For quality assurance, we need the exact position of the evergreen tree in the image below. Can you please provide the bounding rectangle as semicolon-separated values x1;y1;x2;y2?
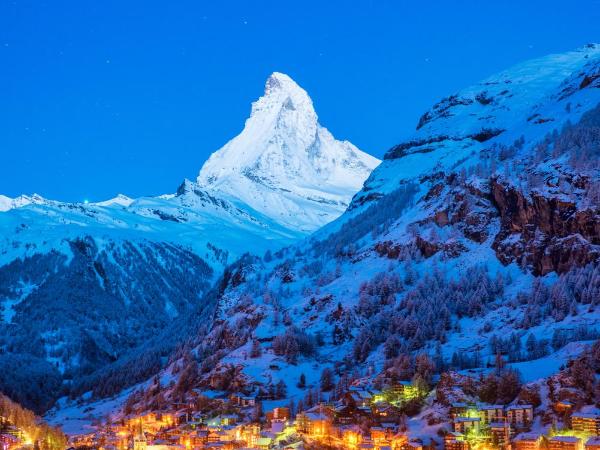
320;368;334;392
297;373;306;389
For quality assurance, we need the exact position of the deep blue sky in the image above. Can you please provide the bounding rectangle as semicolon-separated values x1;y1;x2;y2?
1;1;599;201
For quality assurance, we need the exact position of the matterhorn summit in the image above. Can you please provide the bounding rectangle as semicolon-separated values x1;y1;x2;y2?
197;72;380;232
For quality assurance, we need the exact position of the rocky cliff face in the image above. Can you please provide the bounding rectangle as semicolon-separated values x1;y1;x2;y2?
492;178;600;275
174;45;600;407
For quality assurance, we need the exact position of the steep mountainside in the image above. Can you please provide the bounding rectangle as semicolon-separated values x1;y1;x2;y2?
198;72;380;232
0;73;377;413
73;45;600;431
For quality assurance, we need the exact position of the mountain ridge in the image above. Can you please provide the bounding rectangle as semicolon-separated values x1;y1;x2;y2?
197;72;380;232
43;44;600;434
0;72;378;413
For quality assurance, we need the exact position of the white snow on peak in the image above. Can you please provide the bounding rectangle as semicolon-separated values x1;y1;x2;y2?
0;193;46;212
93;194;134;207
197;72;380;232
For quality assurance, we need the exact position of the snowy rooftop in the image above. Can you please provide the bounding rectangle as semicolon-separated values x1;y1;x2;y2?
550;436;581;443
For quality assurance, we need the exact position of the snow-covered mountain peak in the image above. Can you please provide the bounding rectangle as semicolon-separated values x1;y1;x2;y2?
263;71;310;101
0;193;47;211
197;72;380;232
93;194;134;207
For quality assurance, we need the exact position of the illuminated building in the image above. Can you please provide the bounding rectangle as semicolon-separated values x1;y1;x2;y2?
450;403;470;420
453;417;481;434
549;436;583;450
444;432;468;450
512;433;543;450
132;426;147;450
489;421;512;449
479;405;505;424
585;437;600;450
343;428;362;448
506;406;533;430
572;413;600;436
555;402;574;414
295;411;332;437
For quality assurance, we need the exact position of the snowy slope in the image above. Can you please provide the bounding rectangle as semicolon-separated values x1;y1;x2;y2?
0;72;379;414
38;45;600;433
198;72;380;232
148;44;600;414
92;194;134;207
0;193;46;212
357;44;600;205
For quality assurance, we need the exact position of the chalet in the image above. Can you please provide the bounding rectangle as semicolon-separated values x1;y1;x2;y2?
506;405;534;429
586;437;600;450
572;412;600;436
235;424;260;447
549;436;583;450
146;443;184;450
334;404;355;424
295;411;332;437
478;404;505;423
405;439;425;450
489;421;512;449
370;426;392;445
373;401;399;421
390;432;408;450
206;429;221;443
512;433;543;450
449;403;470;419
444;432;467;450
344;389;375;409
187;430;209;448
453;417;481;434
229;392;257;408
387;381;412;395
555;401;575;414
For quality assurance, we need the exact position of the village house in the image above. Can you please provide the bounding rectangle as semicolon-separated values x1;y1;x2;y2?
344;389;375;409
572;412;600;436
549;436;583;450
373;401;399;421
506;405;534;429
229;392;257;408
478;405;505;424
489;421;512;449
295;410;332;437
555;401;575;414
452;417;481;434
444;432;467;450
450;403;470;420
334;404;356;424
512;433;544;450
586;437;600;450
384;381;420;403
390;432;408;450
370;426;392;446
